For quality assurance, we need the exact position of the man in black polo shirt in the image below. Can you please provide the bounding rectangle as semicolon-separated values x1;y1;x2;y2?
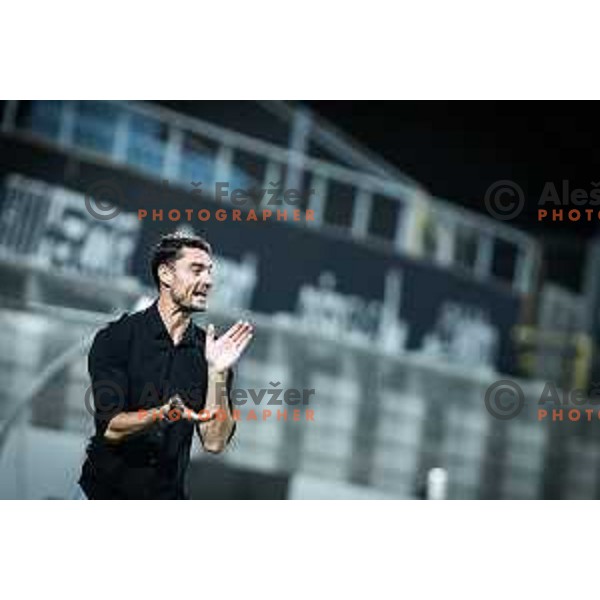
77;233;254;499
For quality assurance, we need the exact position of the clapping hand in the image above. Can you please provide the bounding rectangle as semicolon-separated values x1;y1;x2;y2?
204;321;254;373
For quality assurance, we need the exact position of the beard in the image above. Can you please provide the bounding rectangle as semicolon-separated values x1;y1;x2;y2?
171;286;206;313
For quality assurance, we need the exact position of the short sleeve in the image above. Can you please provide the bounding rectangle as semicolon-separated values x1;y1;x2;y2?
87;319;130;436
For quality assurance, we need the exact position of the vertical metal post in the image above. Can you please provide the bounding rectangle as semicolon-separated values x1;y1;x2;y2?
213;144;233;193
351;188;372;239
307;174;327;226
397;187;428;255
285;107;311;192
112;108;131;163
163;126;183;180
437;215;456;267
513;244;529;294
259;160;283;209
395;198;412;253
59;101;76;147
475;233;494;281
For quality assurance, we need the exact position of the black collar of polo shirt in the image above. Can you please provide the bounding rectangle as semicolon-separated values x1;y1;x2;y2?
146;301;200;349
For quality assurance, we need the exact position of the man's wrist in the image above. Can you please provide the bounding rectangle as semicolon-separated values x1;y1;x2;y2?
208;366;228;379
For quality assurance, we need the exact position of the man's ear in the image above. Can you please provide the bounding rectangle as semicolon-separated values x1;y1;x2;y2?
158;263;173;289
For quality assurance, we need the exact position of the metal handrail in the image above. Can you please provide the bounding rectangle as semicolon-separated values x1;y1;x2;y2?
0;100;540;297
2;100;537;248
119;100;421;200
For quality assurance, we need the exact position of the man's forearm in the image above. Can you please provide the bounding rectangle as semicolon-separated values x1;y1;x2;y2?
104;404;169;442
199;368;235;452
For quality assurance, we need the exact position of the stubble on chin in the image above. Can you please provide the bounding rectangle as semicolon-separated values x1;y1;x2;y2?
185;296;207;314
171;287;208;314
188;303;205;314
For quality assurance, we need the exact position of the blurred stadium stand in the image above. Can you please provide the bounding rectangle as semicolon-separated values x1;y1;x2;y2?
0;100;597;499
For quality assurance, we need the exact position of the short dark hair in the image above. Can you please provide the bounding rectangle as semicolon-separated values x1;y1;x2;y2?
150;232;212;289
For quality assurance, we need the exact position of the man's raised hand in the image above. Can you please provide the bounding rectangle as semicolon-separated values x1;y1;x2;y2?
204;321;254;373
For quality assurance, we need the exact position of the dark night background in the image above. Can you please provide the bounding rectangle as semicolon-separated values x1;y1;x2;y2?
160;101;598;293
306;101;599;293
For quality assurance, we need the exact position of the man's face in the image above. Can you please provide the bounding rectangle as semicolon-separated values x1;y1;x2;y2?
162;247;214;312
